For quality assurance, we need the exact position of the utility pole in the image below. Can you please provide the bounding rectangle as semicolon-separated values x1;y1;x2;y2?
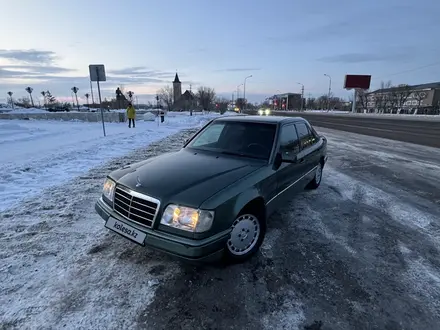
237;84;243;112
90;80;95;105
324;74;332;111
243;75;252;112
297;83;304;111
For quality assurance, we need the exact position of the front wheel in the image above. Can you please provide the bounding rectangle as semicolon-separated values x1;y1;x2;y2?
307;162;323;189
225;213;266;262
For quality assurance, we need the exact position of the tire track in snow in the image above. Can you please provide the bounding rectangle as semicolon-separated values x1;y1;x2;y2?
0;129;198;330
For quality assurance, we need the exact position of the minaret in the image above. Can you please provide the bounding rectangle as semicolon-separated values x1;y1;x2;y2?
173;72;182;105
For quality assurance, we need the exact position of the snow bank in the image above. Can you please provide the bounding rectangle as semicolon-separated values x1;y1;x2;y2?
0;113;223;212
0;107;49;114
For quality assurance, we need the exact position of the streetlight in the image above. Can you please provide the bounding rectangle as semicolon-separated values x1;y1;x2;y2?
243;75;252;112
237;84;243;112
297;83;304;111
324;74;332;111
275;90;281;110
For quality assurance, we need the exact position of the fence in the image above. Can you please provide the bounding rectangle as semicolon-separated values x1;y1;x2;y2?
0;112;125;122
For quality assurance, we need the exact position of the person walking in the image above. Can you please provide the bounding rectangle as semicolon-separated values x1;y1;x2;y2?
126;102;136;128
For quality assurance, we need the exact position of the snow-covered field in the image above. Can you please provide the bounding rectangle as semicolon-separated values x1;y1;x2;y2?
1;119;440;329
0;113;224;212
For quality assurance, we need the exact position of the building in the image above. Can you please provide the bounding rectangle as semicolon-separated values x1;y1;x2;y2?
360;81;440;114
271;93;302;110
172;73;195;110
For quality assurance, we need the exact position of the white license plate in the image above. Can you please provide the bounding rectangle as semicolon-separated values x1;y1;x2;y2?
105;217;147;245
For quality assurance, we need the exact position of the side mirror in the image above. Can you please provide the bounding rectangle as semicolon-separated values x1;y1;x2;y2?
282;154;297;163
274;153;297;167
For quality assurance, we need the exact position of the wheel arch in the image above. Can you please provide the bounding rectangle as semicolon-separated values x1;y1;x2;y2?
232;190;267;225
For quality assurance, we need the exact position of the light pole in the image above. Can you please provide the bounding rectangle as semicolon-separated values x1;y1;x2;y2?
243;75;252;112
275;89;281;110
297;83;304;111
237;84;243;112
324;74;332;111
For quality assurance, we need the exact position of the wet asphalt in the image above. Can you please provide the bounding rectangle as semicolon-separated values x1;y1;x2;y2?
142;127;440;330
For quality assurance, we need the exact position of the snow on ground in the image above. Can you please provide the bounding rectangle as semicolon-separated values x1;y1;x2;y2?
0;113;226;212
0;131;198;329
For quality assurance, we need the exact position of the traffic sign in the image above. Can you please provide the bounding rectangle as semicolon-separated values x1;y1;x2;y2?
89;64;106;82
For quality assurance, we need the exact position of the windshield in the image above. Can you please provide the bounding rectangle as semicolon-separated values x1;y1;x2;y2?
187;120;276;160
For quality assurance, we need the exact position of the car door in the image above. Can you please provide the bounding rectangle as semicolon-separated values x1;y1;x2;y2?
273;124;302;206
294;122;321;187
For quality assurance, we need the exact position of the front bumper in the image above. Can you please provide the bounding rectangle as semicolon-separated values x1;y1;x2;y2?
95;198;229;263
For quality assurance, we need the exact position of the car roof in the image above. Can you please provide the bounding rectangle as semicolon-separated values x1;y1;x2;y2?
213;115;305;124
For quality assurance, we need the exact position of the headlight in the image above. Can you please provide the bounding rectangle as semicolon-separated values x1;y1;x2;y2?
102;178;116;202
258;109;263;115
160;204;214;233
265;109;271;115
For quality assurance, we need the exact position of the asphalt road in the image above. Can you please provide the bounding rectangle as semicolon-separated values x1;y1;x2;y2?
2;128;440;329
246;111;440;149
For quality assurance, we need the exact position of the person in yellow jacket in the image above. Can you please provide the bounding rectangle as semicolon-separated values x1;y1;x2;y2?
126;103;136;128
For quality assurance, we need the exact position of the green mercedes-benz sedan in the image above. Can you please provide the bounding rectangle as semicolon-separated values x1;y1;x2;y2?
95;115;327;263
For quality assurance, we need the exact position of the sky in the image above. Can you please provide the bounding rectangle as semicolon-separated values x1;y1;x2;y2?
1;0;440;105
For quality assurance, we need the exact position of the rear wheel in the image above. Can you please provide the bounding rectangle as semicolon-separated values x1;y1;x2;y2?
307;162;323;189
225;212;266;262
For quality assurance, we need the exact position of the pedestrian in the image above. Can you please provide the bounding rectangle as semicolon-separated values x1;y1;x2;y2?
126;102;136;128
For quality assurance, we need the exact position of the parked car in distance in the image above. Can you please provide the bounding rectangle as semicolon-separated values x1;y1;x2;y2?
95;115;327;263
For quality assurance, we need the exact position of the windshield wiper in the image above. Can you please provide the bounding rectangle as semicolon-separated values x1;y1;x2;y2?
220;151;265;160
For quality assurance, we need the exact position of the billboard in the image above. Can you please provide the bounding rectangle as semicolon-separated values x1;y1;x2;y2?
344;75;371;90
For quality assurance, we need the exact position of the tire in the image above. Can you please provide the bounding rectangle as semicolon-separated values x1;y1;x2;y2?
224;212;266;263
307;162;323;190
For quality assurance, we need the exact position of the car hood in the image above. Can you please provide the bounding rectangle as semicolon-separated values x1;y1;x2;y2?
114;149;263;208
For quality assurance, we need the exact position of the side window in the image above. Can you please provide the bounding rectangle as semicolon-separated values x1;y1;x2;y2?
295;123;312;149
307;123;319;145
279;124;300;159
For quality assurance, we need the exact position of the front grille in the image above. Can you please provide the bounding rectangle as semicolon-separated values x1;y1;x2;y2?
113;186;159;228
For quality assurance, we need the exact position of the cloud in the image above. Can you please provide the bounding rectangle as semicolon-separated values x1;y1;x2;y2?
107;66;175;80
0;65;73;78
0;49;58;64
213;68;262;72
316;52;411;64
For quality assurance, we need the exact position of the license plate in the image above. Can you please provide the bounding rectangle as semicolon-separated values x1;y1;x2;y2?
105;217;147;245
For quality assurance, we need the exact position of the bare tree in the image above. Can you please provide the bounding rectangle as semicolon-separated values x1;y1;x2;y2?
374;81;392;113
412;90;427;115
215;97;230;114
306;97;316;110
316;95;328;109
45;90;56;105
157;85;174;111
356;89;369;112
235;98;246;111
85;93;90;110
196;86;216;112
395;84;411;114
25;87;34;107
15;97;31;108
41;91;46;109
388;89;398;113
